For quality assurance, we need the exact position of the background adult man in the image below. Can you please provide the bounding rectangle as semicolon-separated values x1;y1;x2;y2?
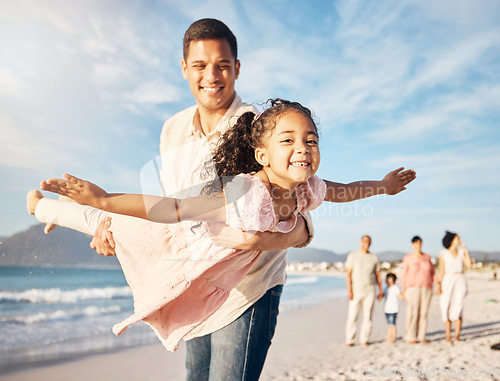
344;235;383;346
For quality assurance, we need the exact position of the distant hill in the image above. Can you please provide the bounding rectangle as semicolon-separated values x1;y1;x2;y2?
287;248;408;263
377;251;407;261
287;247;500;263
0;223;119;269
287;247;346;263
469;251;500;262
1;224;498;268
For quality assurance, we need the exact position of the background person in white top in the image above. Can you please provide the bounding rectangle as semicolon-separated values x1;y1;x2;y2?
345;235;384;346
384;272;402;343
438;231;472;343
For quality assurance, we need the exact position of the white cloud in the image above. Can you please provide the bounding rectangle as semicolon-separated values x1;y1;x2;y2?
1;0;499;252
371;143;500;193
0;67;29;99
405;30;500;96
369;84;500;143
125;81;183;105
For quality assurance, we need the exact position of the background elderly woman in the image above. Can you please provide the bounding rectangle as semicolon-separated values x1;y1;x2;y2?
401;236;438;344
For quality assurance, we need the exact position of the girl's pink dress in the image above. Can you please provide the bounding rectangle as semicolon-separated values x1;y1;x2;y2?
109;174;326;350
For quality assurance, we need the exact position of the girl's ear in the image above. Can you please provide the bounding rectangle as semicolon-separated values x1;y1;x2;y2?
255;147;269;167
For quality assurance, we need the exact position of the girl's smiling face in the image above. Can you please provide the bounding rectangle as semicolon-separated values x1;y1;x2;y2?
255;110;320;189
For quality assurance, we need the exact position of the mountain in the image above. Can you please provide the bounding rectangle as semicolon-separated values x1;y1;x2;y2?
376;250;407;261
1;224;498;268
287;247;408;263
287;247;500;264
287;247;346;263
0;223;119;269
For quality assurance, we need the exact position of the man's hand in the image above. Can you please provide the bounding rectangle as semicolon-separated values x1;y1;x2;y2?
347;289;353;300
381;167;416;195
90;217;116;256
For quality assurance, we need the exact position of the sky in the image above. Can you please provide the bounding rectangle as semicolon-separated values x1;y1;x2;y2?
1;0;499;256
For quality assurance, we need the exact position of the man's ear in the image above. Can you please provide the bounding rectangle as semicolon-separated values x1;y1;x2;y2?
255;147;269;167
181;59;188;79
235;60;240;79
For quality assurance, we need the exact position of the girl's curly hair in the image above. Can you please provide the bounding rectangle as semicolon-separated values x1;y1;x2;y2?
202;98;318;194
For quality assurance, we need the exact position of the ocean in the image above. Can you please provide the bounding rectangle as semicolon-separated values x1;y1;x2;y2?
0;266;346;374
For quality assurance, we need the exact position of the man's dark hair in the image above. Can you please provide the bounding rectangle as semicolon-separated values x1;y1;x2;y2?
411;235;422;243
183;18;237;61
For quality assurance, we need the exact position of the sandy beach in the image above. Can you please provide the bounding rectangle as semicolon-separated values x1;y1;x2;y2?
2;272;499;381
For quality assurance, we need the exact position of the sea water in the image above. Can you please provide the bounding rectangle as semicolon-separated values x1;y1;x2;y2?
0;266;346;374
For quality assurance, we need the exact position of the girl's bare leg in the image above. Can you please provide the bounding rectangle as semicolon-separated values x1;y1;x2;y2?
388;326;397;343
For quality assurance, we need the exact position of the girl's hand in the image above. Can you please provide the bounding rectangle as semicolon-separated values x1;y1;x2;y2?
40;173;108;208
382;167;416;195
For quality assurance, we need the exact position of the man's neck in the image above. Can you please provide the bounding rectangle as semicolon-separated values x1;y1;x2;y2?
196;93;236;136
197;108;227;136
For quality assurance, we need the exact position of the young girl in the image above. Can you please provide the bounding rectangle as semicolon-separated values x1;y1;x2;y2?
384;272;402;343
28;99;416;351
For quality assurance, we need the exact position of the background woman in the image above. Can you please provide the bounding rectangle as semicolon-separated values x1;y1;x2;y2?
438;231;472;342
401;236;437;344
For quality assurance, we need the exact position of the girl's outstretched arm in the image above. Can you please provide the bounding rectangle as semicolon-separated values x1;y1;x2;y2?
323;167;416;203
40;174;226;224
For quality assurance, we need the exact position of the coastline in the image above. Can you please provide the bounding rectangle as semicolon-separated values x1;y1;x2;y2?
2;271;499;381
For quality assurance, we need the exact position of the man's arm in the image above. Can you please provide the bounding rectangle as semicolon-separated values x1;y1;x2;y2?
346;268;353;300
92;211;309;256
206;214;310;251
376;270;384;300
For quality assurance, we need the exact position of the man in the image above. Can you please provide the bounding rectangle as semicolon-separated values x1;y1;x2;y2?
345;235;383;346
88;19;313;381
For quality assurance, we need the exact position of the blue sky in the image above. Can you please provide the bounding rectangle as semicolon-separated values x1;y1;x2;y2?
1;0;499;255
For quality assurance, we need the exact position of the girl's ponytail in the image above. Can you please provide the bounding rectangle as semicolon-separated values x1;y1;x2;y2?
216;111;263;175
202;111;262;194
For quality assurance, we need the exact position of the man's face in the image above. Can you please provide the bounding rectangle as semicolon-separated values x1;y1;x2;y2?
182;39;240;114
360;236;371;252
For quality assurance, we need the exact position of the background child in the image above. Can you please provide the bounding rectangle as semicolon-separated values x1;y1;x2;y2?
28;99;415;351
384;272;402;343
